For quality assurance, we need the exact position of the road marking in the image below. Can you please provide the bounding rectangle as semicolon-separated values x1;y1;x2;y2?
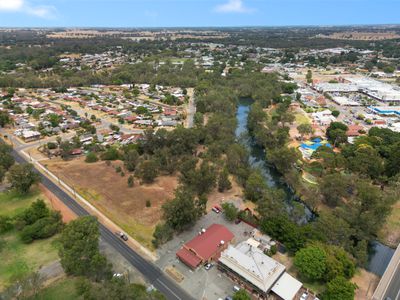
156;278;182;300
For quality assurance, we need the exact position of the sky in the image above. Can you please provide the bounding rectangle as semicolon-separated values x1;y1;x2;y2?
0;0;399;27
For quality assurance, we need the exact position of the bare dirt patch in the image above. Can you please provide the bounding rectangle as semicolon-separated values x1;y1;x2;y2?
43;157;178;248
352;269;379;300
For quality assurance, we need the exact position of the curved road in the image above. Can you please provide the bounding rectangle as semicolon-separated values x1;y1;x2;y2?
8;144;193;300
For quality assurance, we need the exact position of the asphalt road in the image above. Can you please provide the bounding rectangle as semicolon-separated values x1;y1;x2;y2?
384;264;400;300
8;145;194;300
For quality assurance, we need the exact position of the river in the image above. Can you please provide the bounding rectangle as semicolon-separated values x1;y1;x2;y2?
235;99;394;276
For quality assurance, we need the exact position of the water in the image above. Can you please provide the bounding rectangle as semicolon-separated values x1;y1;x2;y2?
235;98;394;274
235;98;313;221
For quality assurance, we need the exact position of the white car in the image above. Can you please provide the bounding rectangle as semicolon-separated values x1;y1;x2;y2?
300;292;309;300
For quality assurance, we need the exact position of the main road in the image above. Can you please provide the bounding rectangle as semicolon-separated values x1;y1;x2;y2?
6;142;194;300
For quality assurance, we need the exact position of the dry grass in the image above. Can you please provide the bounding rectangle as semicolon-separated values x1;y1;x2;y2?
44;157;178;248
379;200;400;248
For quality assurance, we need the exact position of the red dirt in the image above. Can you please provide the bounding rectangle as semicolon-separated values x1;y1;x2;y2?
44;158;178;227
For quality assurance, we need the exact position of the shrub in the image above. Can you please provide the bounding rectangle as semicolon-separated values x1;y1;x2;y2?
127;175;134;187
85;152;98;163
146;200;151;207
20;212;63;243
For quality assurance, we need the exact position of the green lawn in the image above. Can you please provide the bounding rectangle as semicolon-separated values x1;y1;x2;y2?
0;189;60;290
29;277;80;300
0;232;60;290
0;188;43;217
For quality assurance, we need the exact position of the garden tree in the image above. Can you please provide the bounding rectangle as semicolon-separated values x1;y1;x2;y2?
297;123;313;140
294;245;327;281
0;143;15;170
85;152;99;163
221;203;239;222
109;124;120;132
7;163;40;194
162;188;203;232
59;141;73;160
152;223;174;248
323;245;356;281
244;170;267;202
218;168;232;192
123;148;140;172
266;146;301;174
59;216;112;281
233;289;251;300
0;111;11;127
323;276;356;300
306;69;313;84
136;160;158;184
331;110;340;118
326;122;348;146
46;113;62;127
319;173;350;207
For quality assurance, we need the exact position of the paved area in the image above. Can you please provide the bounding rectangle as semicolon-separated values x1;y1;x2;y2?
156;212;254;300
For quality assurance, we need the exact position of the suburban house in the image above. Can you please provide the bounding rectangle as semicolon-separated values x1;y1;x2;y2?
176;224;234;269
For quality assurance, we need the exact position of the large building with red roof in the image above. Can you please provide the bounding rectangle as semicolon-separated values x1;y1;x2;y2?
176;224;234;269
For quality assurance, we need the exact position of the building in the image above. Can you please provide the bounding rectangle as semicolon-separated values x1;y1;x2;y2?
176;224;234;269
218;239;302;300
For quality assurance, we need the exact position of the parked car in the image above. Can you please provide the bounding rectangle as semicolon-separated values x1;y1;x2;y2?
300;292;309;300
116;231;128;241
234;219;241;224
212;206;220;213
204;263;213;270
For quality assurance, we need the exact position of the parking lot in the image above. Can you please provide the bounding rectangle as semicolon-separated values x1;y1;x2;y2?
156;211;255;300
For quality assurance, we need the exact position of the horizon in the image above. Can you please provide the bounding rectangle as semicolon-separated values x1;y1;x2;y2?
0;0;399;27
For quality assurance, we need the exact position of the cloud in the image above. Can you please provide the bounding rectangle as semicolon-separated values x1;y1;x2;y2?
0;0;57;19
214;0;254;13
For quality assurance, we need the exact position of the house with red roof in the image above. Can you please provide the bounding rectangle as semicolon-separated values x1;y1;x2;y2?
176;224;234;269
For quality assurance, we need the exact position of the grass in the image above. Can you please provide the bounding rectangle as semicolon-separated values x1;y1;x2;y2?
378;199;400;247
0;188;43;217
295;112;311;125
29;277;80;300
0;232;60;290
0;188;60;290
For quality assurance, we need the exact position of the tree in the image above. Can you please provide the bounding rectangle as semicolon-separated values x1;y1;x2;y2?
85;152;99;163
233;289;251;300
0;111;11;127
297;123;313;140
306;69;313;84
59;216;112;281
319;173;349;207
221;203;239;222
0;166;5;184
326;122;348;146
7;163;40;194
331;110;340;118
162;188;202;232
244;171;267;202
152;223;174;248
267;146;300;173
59;141;73;160
0;143;15;170
136;160;158;184
294;245;327;281
218;168;232;192
127;175;134;187
123;149;139;172
323;276;356;300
